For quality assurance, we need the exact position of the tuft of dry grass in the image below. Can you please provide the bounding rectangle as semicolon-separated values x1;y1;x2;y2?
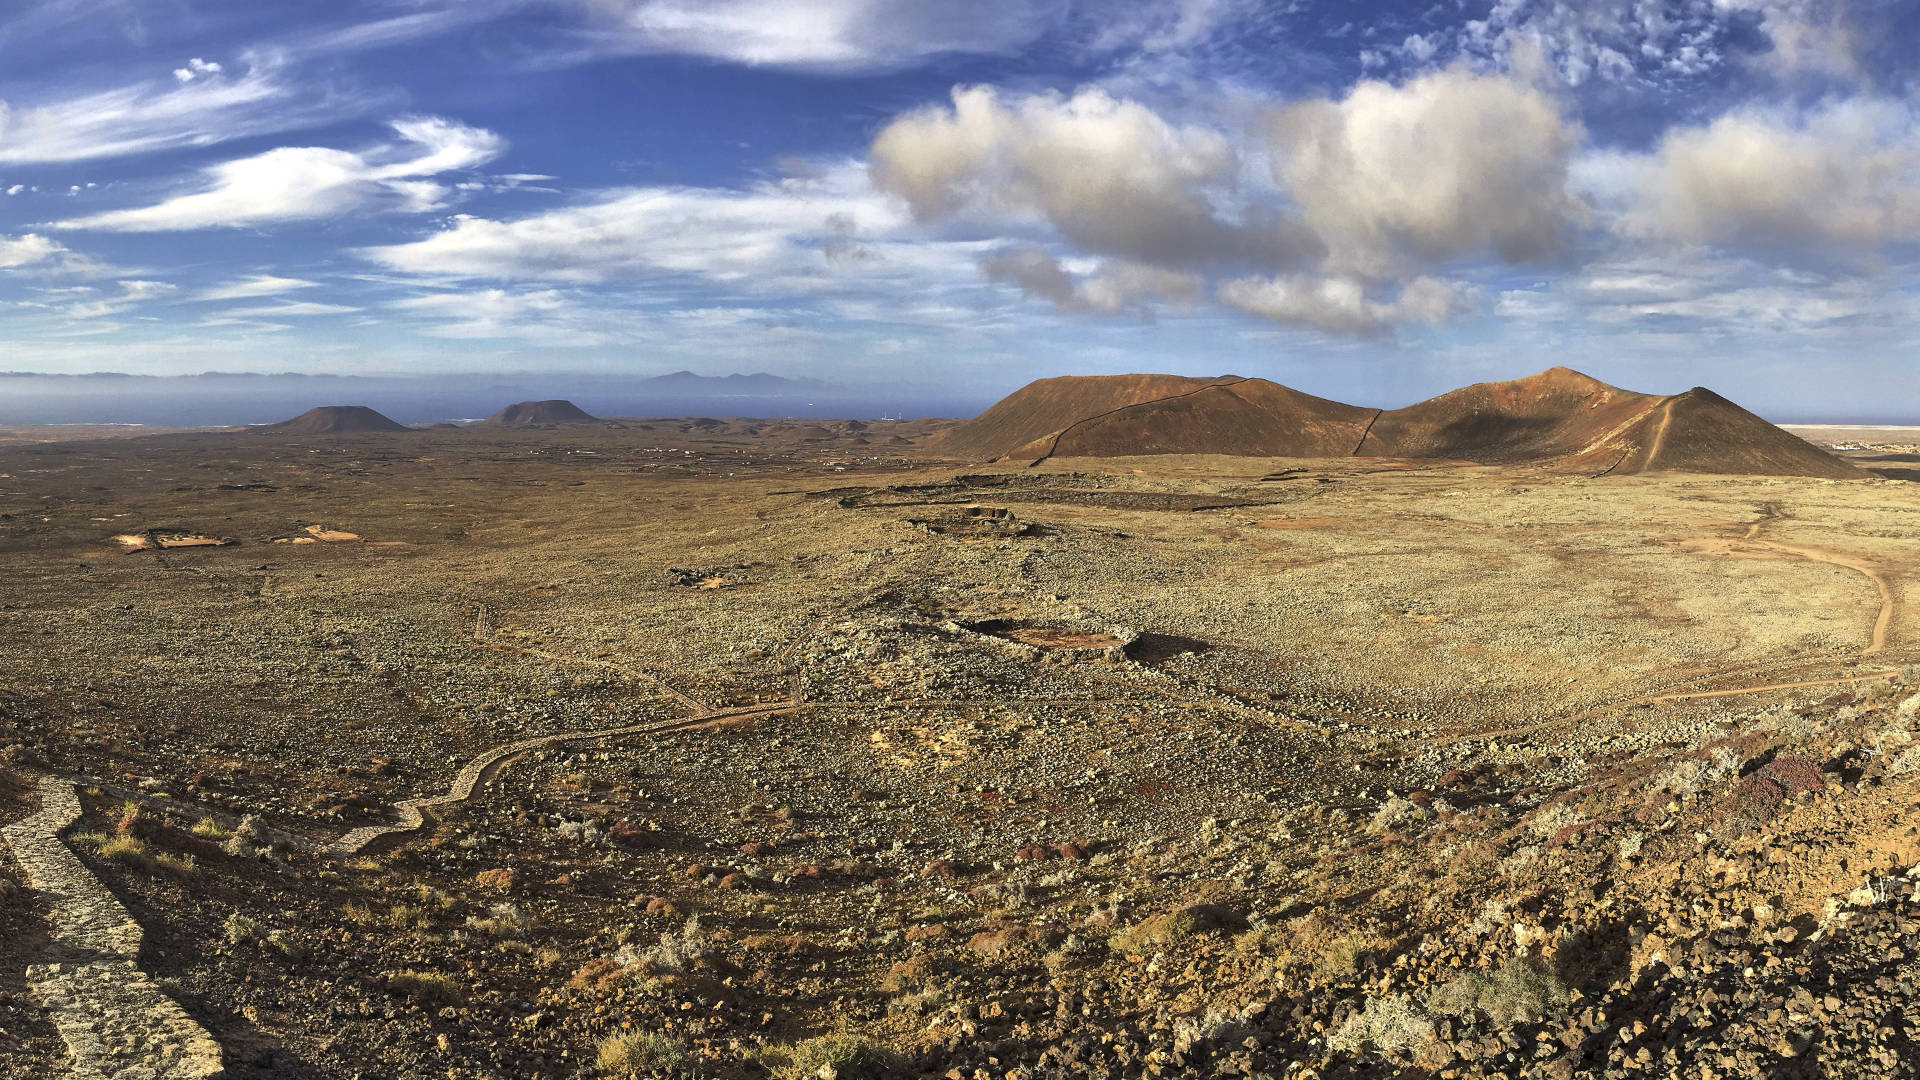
758;1032;896;1080
595;1030;693;1077
386;969;463;1005
79;832;192;875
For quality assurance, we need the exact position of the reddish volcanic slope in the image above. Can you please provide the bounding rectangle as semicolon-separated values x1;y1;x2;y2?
1359;367;1660;464
942;367;1860;478
1608;387;1862;478
928;374;1238;461
1008;378;1379;461
1362;368;1859;478
258;406;410;435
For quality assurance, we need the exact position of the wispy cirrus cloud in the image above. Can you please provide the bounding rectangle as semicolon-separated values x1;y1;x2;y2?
193;274;321;302
60;279;175;319
0;53;384;165
361;161;987;290
0;232;113;275
211;300;360;318
526;0;1061;72
52;117;505;231
387;288;618;345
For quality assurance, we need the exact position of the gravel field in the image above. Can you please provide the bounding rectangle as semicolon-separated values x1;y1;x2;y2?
0;425;1916;1079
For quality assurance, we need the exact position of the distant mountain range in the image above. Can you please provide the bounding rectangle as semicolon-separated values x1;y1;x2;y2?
0;370;907;427
639;371;832;395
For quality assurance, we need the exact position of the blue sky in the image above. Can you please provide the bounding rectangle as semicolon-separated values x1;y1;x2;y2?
1;0;1917;418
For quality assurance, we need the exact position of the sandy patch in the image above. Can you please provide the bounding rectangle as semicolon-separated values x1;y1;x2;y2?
114;530;233;551
1255;517;1343;530
273;525;363;544
1001;627;1126;649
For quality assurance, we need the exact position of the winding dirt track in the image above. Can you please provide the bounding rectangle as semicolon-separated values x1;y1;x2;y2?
1625;505;1905;706
1643;398;1678;467
326;701;801;856
1646;670;1902;704
1414;506;1910;746
1749;539;1896;656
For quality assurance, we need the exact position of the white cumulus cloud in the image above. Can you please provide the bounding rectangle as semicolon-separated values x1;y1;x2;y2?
870;85;1309;268
1603;97;1920;249
1217;274;1474;335
1268;65;1586;280
980;247;1200;315
172;57;224;83
867;72;1578;333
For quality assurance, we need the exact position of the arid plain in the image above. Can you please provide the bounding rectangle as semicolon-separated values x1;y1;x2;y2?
2;411;1918;1079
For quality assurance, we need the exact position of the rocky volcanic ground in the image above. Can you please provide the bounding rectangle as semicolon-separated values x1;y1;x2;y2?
0;425;1917;1079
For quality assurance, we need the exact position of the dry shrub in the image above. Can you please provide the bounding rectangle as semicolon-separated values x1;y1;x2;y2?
569;956;636;992
474;867;517;891
880;954;943;994
1713;754;1823;836
596;1030;692;1077
224;913;264;946
760;1033;896;1080
1109;903;1240;955
1270;911;1375;982
966;924;1035;957
628;917;710;975
1428;954;1568;1026
1329;994;1446;1066
1753;753;1824;797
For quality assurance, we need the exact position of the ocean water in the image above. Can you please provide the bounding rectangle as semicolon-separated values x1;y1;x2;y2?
0;373;990;427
